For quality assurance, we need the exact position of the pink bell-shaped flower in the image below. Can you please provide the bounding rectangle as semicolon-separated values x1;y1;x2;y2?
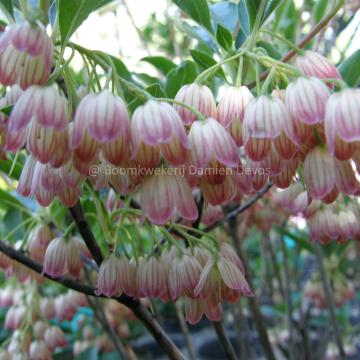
0;22;53;89
137;256;167;298
96;253;123;297
29;340;52;360
188;117;238;170
174;83;216;125
217;86;253;146
44;326;67;351
294;51;341;81
71;90;130;165
43;237;82;278
243;95;295;161
325;89;360;159
140;170;198;225
286;77;330;125
131;100;189;165
304;146;335;199
8;85;67;132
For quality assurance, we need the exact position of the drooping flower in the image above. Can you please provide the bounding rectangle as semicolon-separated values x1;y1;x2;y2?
334;159;360;195
200;175;236;206
8;85;67;132
96;253;124;297
243;95;295;161
44;326;67;351
71;90;130;165
285;77;330;125
194;257;252;304
168;253;202;300
174;83;216;125
6;86;69;165
304;146;335;199
43;237;82;278
137;256;167;298
324;89;360;159
29;340;52;360
0;22;53;89
217;86;253;145
28;224;53;262
188;117;238;170
140;170;198;225
131;100;189;166
294;50;341;81
308;207;339;243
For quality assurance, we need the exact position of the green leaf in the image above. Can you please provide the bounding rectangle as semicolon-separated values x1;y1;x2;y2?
273;0;297;42
173;0;213;33
237;0;252;36
190;49;226;80
338;49;360;87
141;56;176;75
175;18;217;52
134;73;161;86
216;24;233;50
0;189;28;211
0;154;25;181
263;0;286;23
0;105;13;116
4;209;24;239
58;0;110;46
210;2;238;32
165;60;197;98
0;0;14;22
93;51;133;81
146;83;167;98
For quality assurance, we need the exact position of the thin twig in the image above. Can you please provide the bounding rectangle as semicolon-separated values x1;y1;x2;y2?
279;234;296;360
205;181;273;233
246;2;344;89
87;295;131;360
174;303;196;360
228;217;276;360
313;243;345;359
212;321;237;360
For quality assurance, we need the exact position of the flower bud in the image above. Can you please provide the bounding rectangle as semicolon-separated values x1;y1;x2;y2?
174;83;216;125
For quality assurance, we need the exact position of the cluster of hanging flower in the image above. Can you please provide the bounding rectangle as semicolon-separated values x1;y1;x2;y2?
0;284;82;359
0;275;134;359
1;23;358;227
1;21;360;327
96;242;252;324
